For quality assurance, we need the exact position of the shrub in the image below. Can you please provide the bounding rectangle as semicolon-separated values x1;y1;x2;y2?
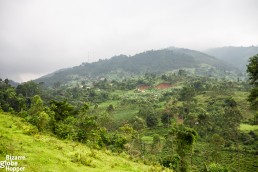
202;163;228;172
22;125;38;135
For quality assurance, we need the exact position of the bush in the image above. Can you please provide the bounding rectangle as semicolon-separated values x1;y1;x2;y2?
71;152;96;167
146;115;158;128
22;125;38;135
239;133;255;145
202;163;228;172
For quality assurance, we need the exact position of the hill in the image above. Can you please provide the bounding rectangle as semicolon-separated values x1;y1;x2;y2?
206;46;258;72
34;48;236;86
0;112;170;172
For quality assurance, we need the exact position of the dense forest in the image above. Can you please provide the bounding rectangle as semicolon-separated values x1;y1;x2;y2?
0;53;258;172
34;48;239;86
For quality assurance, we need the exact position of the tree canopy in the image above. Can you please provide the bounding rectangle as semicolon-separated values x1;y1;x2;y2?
247;54;258;109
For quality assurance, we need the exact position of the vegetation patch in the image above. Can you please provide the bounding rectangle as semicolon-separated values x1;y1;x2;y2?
240;124;258;131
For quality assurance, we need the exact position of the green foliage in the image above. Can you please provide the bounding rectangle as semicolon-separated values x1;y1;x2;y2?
178;86;195;102
202;163;228;172
152;134;161;153
16;81;41;98
161;126;197;172
247;54;258;86
247;87;258;110
161;111;174;126
240;123;258;131
76;114;99;142
22;125;39;135
1;63;258;171
209;134;225;163
138;104;159;128
55;116;78;139
71;152;96;167
246;54;258;110
50;100;76;121
0;112;157;172
146;114;159;128
221;106;242;142
138;105;155;118
106;104;115;113
97;112;115;130
178;69;187;76
34;111;50;131
26;95;50;132
0;79;26;112
108;134;127;152
160;154;180;170
35;48;235;86
29;95;44;114
130;116;146;131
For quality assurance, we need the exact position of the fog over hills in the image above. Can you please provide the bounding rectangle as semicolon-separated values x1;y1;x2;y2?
1;1;257;82
206;46;258;72
34;47;237;86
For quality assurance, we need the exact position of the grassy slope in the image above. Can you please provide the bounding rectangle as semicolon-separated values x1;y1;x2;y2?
0;112;171;172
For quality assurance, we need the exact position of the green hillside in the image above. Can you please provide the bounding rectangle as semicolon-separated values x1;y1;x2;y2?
0;112;170;172
35;48;236;86
1;53;258;172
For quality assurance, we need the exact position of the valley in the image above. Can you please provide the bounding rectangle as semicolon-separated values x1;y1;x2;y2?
1;48;258;172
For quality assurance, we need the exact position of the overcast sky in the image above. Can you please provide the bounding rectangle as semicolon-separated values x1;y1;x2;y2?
0;0;258;82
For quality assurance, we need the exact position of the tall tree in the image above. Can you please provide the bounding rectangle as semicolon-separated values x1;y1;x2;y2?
246;54;258;110
27;95;50;131
16;81;41;98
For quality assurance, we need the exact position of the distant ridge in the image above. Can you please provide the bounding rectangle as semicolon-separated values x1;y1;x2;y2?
34;47;237;86
206;46;258;72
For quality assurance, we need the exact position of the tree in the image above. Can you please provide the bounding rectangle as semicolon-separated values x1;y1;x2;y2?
161;110;174;127
50;100;76;121
16;81;41;98
27;95;50;131
178;69;187;76
178;86;195;102
247;54;258;86
246;54;258;110
162;126;197;172
176;126;197;172
106;104;114;113
247;87;258;110
0;79;26;112
146;114;158;128
29;95;44;115
130;116;145;131
222;106;242;140
97;112;114;130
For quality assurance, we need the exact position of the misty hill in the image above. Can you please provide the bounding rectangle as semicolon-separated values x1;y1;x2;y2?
35;48;236;86
206;46;258;72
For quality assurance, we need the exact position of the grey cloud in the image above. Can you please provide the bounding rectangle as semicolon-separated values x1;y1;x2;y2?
0;0;257;82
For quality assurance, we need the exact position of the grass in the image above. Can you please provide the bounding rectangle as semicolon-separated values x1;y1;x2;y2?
113;107;138;121
0;112;171;172
141;136;166;145
240;124;258;131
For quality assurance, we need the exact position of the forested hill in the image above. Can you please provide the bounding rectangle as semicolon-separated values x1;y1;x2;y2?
206;46;258;72
35;48;236;86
